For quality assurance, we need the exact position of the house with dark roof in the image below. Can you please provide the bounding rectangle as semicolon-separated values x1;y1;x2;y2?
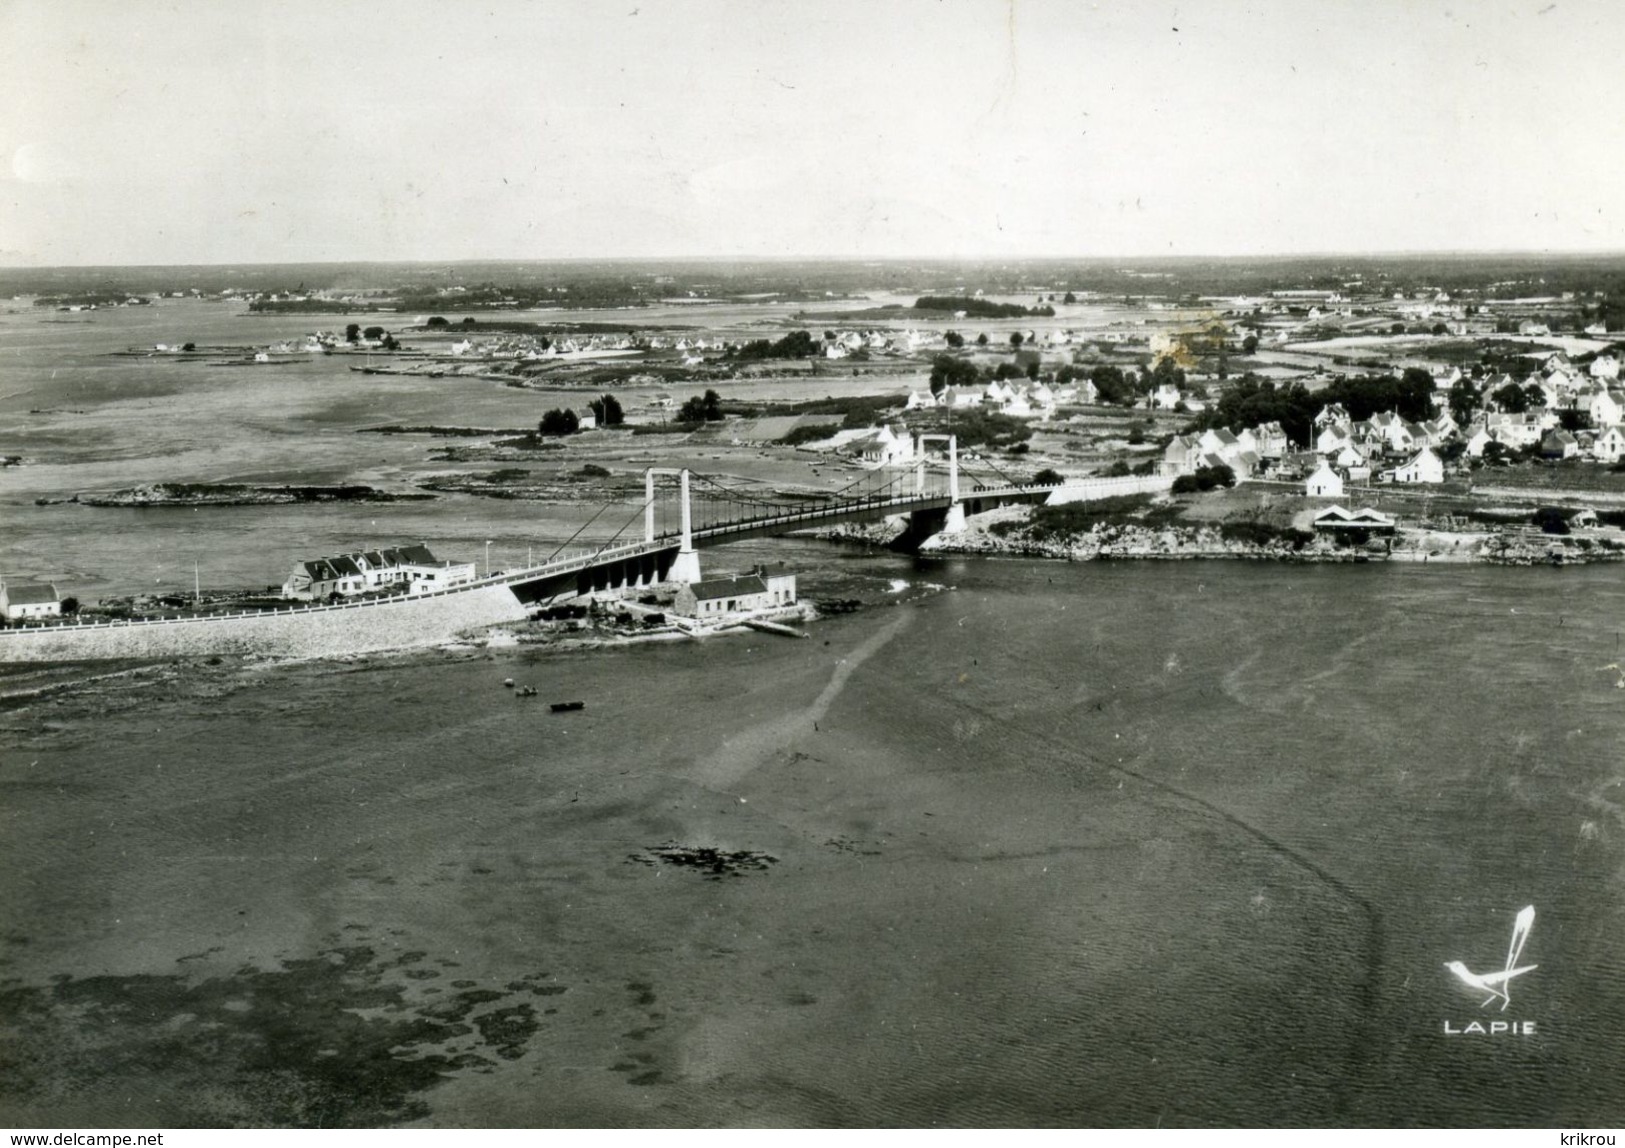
281;544;476;600
1312;506;1397;535
674;571;797;618
0;580;62;621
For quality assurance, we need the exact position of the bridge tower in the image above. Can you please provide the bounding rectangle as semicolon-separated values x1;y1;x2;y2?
914;434;965;533
645;467;703;583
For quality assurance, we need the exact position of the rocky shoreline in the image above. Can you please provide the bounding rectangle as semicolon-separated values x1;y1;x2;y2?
822;515;1625;566
36;482;434;508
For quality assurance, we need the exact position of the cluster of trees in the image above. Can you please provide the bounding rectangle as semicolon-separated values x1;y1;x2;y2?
928;354;982;395
1171;464;1237;494
1194;368;1438;445
344;323;399;350
678;389;725;423
730;330;819;360
588;394;624;426
913;296;1055;319
425;316;480;329
932;409;1033;451
537;395;625;436
538;409;581;436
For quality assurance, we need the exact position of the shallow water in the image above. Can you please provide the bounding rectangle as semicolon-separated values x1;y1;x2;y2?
3;555;1622;1127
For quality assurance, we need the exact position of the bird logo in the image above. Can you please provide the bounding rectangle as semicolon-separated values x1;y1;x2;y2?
1444;905;1537;1012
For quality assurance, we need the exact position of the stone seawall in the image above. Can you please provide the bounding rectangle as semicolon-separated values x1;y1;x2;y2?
0;584;531;663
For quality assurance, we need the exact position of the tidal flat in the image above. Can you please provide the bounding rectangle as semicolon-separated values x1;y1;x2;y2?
4;558;1625;1126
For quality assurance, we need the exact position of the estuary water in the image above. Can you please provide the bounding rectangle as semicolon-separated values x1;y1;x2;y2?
3;550;1623;1127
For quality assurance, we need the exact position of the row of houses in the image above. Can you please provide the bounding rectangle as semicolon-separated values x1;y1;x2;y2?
904;379;1091;418
281;544;477;601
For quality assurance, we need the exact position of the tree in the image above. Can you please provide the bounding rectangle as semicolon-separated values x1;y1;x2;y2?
1010;332;1024;348
461;317;477;327
1448;378;1482;425
59;596;79;615
345;323;361;343
1026;362;1040;380
426;316;449;328
1558;408;1591;433
929;354;981;396
181;342;196;352
1522;383;1547;409
364;325;386;340
1089;365;1135;407
1062;291;1077;304
976;333;989;346
944;330;965;348
1491;382;1530;413
588;394;625;426
1241;334;1259;355
539;409;580;436
1033;468;1065;485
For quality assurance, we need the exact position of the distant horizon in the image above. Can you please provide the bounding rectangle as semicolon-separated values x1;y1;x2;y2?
6;248;1625;275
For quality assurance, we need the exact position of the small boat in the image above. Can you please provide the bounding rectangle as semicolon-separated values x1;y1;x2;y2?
549;700;585;713
515;685;538;698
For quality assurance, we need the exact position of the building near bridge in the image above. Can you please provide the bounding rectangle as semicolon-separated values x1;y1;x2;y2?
281;544;477;601
674;570;797;618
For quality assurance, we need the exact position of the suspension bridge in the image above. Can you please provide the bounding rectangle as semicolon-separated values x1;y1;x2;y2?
497;435;1060;606
0;435;1170;661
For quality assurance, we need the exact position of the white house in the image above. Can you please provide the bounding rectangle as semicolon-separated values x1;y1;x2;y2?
1314;403;1352;432
1161;435;1201;477
1464;426;1495;458
940;386;983;409
849;425;915;467
0;580;62;621
675;571;797;618
1151;382;1182;410
1316;426;1352;455
1305;462;1345;498
1585;389;1624;428
1592;426;1625;463
1589;354;1620;381
1389;447;1445;484
282;544;476;601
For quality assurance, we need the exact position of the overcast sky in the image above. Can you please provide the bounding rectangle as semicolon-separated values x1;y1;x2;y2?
2;0;1622;266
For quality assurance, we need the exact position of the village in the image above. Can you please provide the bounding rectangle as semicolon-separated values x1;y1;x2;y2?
9;264;1625;632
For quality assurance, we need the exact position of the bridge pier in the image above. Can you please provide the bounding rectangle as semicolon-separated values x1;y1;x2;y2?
942;502;967;534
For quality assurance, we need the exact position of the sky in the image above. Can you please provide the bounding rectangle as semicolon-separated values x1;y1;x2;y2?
2;0;1623;266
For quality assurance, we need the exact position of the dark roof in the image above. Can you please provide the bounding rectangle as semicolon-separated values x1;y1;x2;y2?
329;555;363;577
397;544;437;565
689;575;767;601
4;581;59;605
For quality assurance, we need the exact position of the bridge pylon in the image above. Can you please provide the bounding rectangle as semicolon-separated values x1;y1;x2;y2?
915;433;965;534
645;466;703;583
